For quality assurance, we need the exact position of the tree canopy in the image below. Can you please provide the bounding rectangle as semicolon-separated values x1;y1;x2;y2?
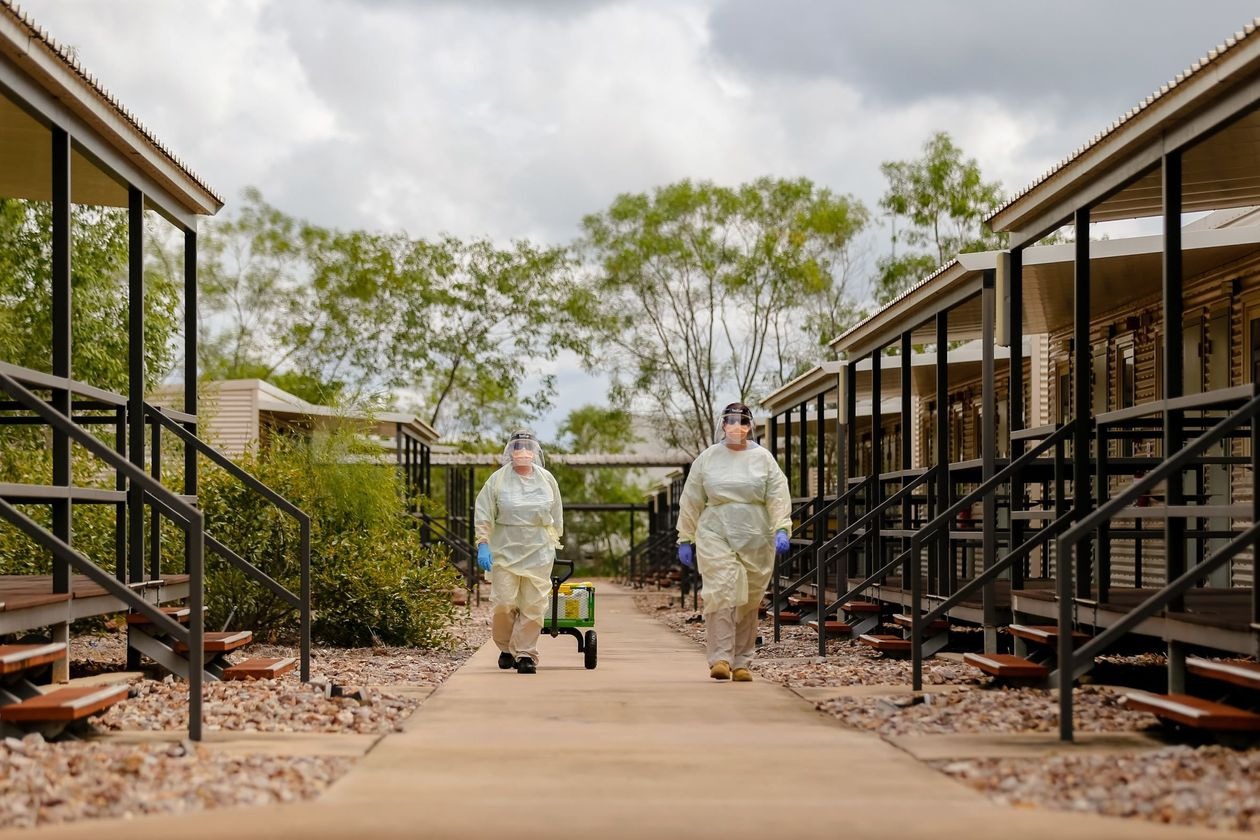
875;131;1005;304
580;177;869;455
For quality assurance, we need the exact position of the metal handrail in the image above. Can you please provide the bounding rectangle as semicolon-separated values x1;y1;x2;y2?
774;478;874;598
817;469;934;562
904;421;1075;688
824;422;1073;619
1053;391;1260;742
0;373;205;741
146;404;311;683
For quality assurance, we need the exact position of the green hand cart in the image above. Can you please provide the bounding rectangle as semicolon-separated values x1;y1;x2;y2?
543;559;597;669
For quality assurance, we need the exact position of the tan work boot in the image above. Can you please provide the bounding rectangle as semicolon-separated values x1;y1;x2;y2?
732;667;753;682
709;660;731;680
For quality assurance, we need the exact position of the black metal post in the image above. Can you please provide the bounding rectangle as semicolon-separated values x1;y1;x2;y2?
936;312;951;595
1073;207;1092;601
982;269;998;651
128;188;147;590
1007;249;1026;589
51;128;72;597
1163;150;1187;692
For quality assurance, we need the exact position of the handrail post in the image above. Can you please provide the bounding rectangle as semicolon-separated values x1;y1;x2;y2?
1057;526;1074;742
910;536;922;692
815;541;825;657
300;515;311;682
188;510;204;742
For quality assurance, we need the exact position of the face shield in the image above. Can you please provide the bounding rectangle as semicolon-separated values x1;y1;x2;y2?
502;430;545;468
716;405;756;448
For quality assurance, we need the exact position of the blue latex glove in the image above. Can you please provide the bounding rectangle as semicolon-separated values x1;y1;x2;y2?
476;543;492;571
774;530;791;554
677;542;695;569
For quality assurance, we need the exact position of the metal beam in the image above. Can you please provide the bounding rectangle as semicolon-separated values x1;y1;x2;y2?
981;269;997;651
1073;207;1093;600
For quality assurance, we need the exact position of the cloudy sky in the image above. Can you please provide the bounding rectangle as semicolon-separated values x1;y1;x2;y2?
18;0;1260;435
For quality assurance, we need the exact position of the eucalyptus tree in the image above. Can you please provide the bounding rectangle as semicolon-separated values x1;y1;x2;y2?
876;131;1005;304
580;177;868;455
391;235;598;440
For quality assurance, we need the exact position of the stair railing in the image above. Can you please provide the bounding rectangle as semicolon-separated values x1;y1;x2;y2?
146;404;311;682
0;373;207;740
1052;390;1260;742
903;422;1075;688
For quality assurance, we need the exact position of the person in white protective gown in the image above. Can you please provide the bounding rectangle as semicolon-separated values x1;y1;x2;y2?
474;429;564;675
675;402;791;681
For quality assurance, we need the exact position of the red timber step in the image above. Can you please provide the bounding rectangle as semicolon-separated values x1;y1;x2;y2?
125;605;205;626
858;634;911;655
173;630;253;654
1122;692;1260;732
892;614;949;634
1008;624;1089;647
1187;658;1260;692
787;595;818;609
806;619;853;637
777;611;802;625
0;643;65;677
223;657;298;681
963;653;1049;680
0;684;128;723
842;600;881;614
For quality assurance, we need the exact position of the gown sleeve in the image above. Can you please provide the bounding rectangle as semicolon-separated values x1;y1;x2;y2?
763;450;792;534
474;467;501;546
675;451;708;544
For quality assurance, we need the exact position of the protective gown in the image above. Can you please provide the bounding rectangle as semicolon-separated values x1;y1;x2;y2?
676;442;791;668
474;463;564;663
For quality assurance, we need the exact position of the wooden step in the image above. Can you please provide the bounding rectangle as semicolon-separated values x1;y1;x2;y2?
777;611;802;625
126;606;193;626
858;634;911;654
1187;658;1260;692
806;620;853;636
963;652;1049;680
173;630;253;654
1122;691;1260;732
842;601;881;614
0;684;129;723
0;643;66;677
1008;624;1089;647
787;595;818;609
222;657;298;681
892;614;949;633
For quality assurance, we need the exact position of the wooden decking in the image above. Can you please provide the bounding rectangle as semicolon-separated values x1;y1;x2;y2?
0;574;191;635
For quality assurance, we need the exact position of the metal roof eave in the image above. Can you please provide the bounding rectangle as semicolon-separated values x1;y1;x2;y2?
0;2;223;219
761;360;842;415
987;20;1260;243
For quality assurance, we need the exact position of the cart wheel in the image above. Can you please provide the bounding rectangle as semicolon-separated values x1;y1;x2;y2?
584;630;597;669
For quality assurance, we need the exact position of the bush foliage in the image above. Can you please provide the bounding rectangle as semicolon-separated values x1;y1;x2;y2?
199;428;462;647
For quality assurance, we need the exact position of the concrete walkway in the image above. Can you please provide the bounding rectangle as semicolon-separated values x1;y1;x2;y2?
4;583;1250;839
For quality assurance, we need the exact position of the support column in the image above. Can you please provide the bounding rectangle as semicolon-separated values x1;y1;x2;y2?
1073;207;1093;601
870;348;883;580
982;270;998;652
1006;249;1026;591
936;313;951;595
50;128;71;683
900;331;913;579
1163;150;1187;693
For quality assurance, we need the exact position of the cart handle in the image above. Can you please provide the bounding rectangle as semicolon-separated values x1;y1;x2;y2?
546;559;575;636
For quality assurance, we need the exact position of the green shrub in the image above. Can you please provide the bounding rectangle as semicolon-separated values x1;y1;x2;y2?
199;427;461;647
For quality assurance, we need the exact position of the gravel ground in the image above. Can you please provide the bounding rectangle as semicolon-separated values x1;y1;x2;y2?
0;596;492;830
938;747;1260;833
635;588;1260;833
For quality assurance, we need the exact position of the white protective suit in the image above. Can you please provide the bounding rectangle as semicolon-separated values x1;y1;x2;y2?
676;441;791;669
474;463;564;664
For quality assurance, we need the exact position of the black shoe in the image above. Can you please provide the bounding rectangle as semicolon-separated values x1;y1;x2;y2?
497;652;515;670
516;657;537;674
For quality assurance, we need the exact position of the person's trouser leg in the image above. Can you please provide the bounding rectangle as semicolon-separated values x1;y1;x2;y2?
706;606;736;667
490;567;523;655
512;571;553;664
731;601;760;670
